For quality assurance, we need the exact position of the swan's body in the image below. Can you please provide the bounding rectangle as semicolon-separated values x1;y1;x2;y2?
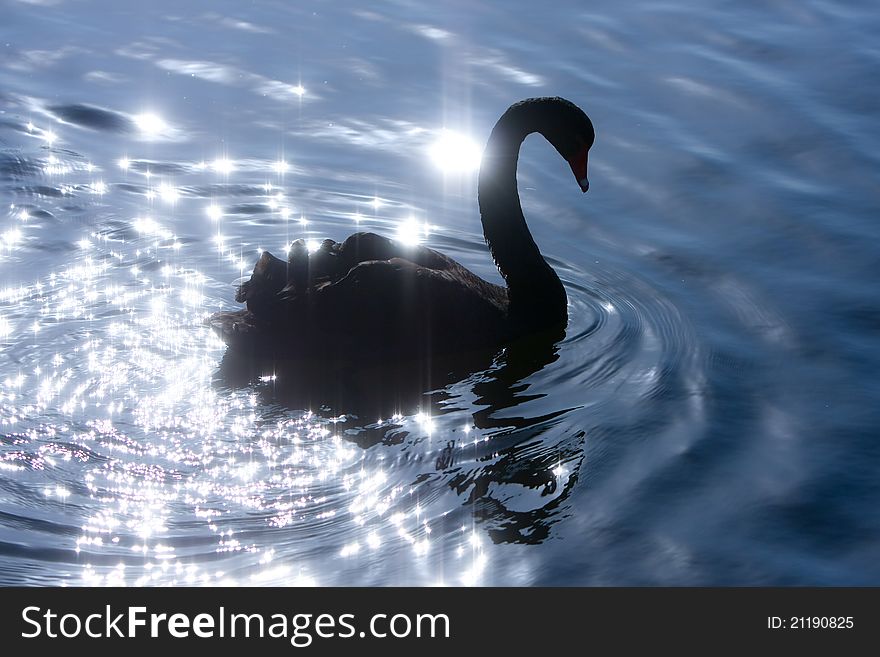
209;97;594;362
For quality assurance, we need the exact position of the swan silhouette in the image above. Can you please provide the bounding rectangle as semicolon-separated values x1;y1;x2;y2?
209;97;594;362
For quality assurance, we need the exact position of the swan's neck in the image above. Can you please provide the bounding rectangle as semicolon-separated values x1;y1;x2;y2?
478;102;567;328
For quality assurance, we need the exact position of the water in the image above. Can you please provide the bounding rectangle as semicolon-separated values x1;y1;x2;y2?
0;0;878;586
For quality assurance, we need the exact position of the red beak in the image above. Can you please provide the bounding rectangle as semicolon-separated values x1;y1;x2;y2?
567;146;590;192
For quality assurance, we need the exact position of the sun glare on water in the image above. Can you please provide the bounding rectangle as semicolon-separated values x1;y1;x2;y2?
395;217;431;246
429;130;482;174
134;113;169;139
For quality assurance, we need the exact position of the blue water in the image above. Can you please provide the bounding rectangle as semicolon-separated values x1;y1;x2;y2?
0;0;878;585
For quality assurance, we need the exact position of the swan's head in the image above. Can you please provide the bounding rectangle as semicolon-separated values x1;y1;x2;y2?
540;98;595;193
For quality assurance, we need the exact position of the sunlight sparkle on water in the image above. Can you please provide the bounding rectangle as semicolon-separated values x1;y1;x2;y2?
132;216;172;239
395;217;430;246
460;553;488;586
340;542;360;557
415;411;435;433
134;113;169;139
43;155;70;176
205;204;223;221
2;228;22;249
157;182;180;203
211;158;235;174
429;130;482;173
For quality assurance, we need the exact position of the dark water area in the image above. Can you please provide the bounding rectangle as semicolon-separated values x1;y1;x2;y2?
0;0;878;585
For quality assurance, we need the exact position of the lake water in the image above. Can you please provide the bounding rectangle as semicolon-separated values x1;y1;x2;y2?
1;0;878;585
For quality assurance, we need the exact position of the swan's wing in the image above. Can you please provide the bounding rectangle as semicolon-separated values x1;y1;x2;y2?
317;258;507;354
318;258;423;319
338;232;454;271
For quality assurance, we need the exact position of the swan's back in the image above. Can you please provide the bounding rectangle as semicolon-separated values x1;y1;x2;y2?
210;232;508;360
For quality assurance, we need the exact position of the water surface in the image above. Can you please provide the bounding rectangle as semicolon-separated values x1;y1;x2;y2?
0;0;878;585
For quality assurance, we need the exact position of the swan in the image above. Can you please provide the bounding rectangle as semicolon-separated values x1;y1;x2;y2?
208;97;594;362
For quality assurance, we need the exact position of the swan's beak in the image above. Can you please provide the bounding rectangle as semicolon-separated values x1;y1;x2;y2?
567;146;590;193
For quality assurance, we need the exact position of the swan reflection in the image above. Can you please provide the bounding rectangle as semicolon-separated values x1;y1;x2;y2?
212;316;575;557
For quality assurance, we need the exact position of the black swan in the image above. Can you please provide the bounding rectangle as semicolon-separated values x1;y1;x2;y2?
208;97;594;363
